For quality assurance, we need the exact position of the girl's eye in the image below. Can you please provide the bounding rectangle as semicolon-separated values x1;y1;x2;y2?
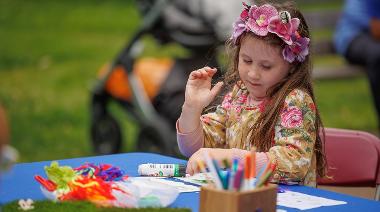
243;59;252;64
262;64;271;70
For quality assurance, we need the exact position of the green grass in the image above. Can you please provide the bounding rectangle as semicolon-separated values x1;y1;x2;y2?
0;0;378;163
2;200;190;212
0;0;142;162
315;77;377;131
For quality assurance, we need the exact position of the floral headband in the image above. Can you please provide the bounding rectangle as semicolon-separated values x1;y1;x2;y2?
231;3;310;63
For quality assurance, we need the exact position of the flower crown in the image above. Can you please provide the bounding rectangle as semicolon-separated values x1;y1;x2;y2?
231;3;310;63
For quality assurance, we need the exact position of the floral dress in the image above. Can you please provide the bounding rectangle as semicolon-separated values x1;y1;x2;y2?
200;84;318;186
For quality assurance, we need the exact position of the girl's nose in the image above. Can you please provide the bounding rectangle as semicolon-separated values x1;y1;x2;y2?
248;68;260;80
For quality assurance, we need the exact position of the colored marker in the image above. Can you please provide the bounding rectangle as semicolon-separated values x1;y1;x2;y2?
203;152;223;189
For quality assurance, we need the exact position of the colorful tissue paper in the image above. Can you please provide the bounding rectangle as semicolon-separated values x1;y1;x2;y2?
34;161;178;209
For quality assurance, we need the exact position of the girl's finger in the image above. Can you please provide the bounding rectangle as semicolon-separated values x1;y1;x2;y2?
200;69;209;79
189;71;201;80
186;160;195;175
210;81;224;99
206;68;217;77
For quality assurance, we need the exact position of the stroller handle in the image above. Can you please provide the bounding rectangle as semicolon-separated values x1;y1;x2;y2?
94;0;173;94
117;0;172;70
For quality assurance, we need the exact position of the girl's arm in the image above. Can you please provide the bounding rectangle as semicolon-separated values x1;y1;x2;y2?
177;119;204;157
177;67;223;155
178;67;223;133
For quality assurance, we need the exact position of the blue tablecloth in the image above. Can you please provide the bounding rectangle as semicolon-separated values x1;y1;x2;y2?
1;152;380;211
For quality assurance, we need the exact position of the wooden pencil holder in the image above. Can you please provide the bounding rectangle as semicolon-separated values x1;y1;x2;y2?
199;184;278;212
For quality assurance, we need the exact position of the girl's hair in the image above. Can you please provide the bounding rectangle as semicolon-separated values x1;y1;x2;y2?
223;2;327;177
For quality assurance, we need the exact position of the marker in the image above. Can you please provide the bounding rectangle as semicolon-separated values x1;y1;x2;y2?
203;152;223;189
228;158;239;190
197;160;213;185
233;162;244;191
197;160;207;173
212;159;225;189
250;147;257;188
256;162;277;188
243;153;251;191
222;158;230;169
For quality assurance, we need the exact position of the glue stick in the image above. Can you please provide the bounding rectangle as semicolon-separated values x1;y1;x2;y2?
138;163;186;177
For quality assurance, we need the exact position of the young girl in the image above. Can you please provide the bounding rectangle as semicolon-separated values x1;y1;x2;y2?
177;2;327;187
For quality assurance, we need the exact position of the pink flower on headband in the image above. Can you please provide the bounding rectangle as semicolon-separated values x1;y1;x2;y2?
231;3;310;63
232;18;247;43
283;33;310;63
240;2;252;21
268;14;300;45
247;4;277;36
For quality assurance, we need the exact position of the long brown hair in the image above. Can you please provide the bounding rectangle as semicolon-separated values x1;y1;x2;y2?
222;2;327;177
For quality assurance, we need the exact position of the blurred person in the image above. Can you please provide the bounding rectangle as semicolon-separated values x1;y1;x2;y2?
334;0;380;133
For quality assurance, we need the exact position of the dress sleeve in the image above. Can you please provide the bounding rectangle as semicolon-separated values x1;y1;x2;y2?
201;91;232;148
176;120;204;158
267;89;317;184
176;88;235;157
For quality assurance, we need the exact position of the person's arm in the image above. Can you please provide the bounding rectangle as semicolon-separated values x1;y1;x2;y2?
177;89;230;157
265;89;317;184
177;67;223;156
179;102;230;174
178;67;223;133
183;86;269;175
367;0;380;40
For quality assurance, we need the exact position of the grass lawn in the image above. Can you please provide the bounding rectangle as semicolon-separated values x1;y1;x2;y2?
0;0;378;163
3;200;190;212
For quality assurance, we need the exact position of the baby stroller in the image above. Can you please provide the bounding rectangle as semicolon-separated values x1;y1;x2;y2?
90;0;223;156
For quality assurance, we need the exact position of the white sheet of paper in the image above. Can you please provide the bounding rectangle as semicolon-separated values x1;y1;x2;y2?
174;172;212;186
277;191;347;210
132;177;200;193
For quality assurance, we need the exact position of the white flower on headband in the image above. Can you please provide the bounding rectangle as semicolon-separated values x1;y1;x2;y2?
231;3;309;63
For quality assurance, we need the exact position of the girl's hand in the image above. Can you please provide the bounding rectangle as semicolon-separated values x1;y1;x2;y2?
186;148;232;175
184;67;224;111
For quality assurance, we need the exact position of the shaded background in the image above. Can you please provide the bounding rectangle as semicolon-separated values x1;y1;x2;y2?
0;0;377;163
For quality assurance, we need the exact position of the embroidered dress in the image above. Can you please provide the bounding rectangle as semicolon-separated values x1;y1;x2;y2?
200;84;317;186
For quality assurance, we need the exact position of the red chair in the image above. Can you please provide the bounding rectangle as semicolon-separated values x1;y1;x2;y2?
317;128;380;200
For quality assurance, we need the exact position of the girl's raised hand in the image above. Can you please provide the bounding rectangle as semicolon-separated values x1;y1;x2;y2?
184;67;224;111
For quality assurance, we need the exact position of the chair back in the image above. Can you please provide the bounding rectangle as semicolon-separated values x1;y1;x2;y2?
318;128;380;187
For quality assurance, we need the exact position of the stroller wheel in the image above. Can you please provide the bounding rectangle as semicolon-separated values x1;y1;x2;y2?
91;113;122;155
137;126;176;155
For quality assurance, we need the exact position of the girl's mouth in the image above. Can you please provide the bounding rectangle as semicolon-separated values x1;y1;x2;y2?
250;82;261;86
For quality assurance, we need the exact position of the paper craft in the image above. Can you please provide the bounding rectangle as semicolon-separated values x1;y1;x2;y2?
277;191;347;210
35;162;179;208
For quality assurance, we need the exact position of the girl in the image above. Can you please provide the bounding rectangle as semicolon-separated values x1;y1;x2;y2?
177;2;327;187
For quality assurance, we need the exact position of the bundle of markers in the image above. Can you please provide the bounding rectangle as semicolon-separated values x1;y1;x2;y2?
197;148;277;191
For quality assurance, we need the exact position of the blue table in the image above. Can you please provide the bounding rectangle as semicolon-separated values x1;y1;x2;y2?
1;152;380;211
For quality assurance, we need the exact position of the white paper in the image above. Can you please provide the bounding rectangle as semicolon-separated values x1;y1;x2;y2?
174;172;211;186
277;191;347;210
131;177;200;193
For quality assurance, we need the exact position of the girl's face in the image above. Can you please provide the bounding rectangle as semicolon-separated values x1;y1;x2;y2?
238;35;290;101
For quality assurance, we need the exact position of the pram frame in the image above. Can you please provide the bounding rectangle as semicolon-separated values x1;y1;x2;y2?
90;0;180;156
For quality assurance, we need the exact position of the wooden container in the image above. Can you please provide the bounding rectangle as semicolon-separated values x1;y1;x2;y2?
199;184;278;212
